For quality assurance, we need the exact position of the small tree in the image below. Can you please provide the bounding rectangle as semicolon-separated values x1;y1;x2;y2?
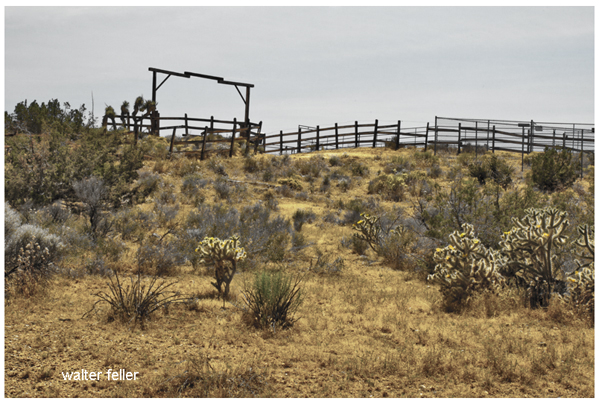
531;147;578;192
73;176;109;238
196;235;247;299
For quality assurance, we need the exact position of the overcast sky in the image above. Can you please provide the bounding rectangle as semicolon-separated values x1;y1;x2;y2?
4;6;595;135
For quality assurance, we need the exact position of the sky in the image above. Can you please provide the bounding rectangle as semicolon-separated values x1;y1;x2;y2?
3;6;595;136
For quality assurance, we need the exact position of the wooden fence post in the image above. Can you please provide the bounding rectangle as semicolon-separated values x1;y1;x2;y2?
552;129;556;148
355;121;359;149
335;123;339;150
395;120;401;150
424;123;429;152
280;130;283;155
433;117;437;155
316;125;320;151
134;120;139;146
253;121;263;153
372;119;378;148
475;121;478;158
492;125;496;153
297;127;302;154
563;132;566;149
229;118;237;158
201;124;209;161
169;127;176;156
457;123;461;155
184;113;189;136
580;129;584;179
521;127;525;172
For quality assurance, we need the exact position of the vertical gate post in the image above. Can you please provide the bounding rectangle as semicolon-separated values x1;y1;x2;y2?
475;121;478;158
553;129;556;148
229;118;237;158
521;127;525;172
316;125;320;151
280;130;283;155
169;127;176;156
372;119;378;148
297;127;302;154
184;113;189;136
354;121;359;149
563;132;567;149
580;129;584;179
253;121;263;153
457;123;462;155
424;123;429;152
492;126;496;153
201;126;208;161
433;117;437;155
335;123;339;150
395;120;401;151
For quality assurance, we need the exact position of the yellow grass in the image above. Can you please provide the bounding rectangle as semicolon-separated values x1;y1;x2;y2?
4;146;594;398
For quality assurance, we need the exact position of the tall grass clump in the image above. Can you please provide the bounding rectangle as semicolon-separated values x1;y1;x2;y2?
241;270;304;331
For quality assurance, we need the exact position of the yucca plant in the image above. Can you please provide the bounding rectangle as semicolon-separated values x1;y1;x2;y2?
241;270;304;331
84;271;186;328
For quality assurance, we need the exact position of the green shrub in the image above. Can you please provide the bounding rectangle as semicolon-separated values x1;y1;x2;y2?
468;154;514;189
241;270;304;331
530;147;578;191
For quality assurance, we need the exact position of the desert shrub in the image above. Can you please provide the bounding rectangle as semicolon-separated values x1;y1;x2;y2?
322;210;340;225
427;164;443;179
295;191;309;201
350;234;369;255
133;170;162;203
467;154;514;189
530;147;578;192
238;203;292;259
292;209;316;232
243;155;261;173
207;157;227;176
308;249;344;275
263;232;290;262
428;223;506;312
367;173;407;202
137;238;186;277
5;204;64;283
84;272;186;328
213;179;233;200
413;150;439;168
500;208;569;308
196;235;247;298
181;173;209;204
349;161;369;177
291;231;307;249
83;256;114;277
383;155;412;174
558;224;594;325
340;197;381;226
377;225;419;271
278;177;303;191
276;184;295;198
73;176;110;238
40;200;71;224
170;155;198;177
154;187;177;205
320;175;331;193
153;201;180;228
329;154;343;167
241;270;304;331
113;207;156;242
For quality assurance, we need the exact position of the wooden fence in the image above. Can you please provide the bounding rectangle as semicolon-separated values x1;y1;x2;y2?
262;120;431;154
104;113;263;160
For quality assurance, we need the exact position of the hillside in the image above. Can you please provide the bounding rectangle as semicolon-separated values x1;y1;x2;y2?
4;136;595;398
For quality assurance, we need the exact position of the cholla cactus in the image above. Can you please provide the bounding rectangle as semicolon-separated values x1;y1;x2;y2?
499;207;569;307
561;225;594;322
196;235;247;298
428;223;506;311
352;213;383;253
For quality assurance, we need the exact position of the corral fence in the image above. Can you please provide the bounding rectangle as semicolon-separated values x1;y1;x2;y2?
261;117;594;177
103;113;263;160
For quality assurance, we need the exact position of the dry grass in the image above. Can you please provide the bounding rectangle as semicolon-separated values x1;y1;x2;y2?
4;146;594;398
